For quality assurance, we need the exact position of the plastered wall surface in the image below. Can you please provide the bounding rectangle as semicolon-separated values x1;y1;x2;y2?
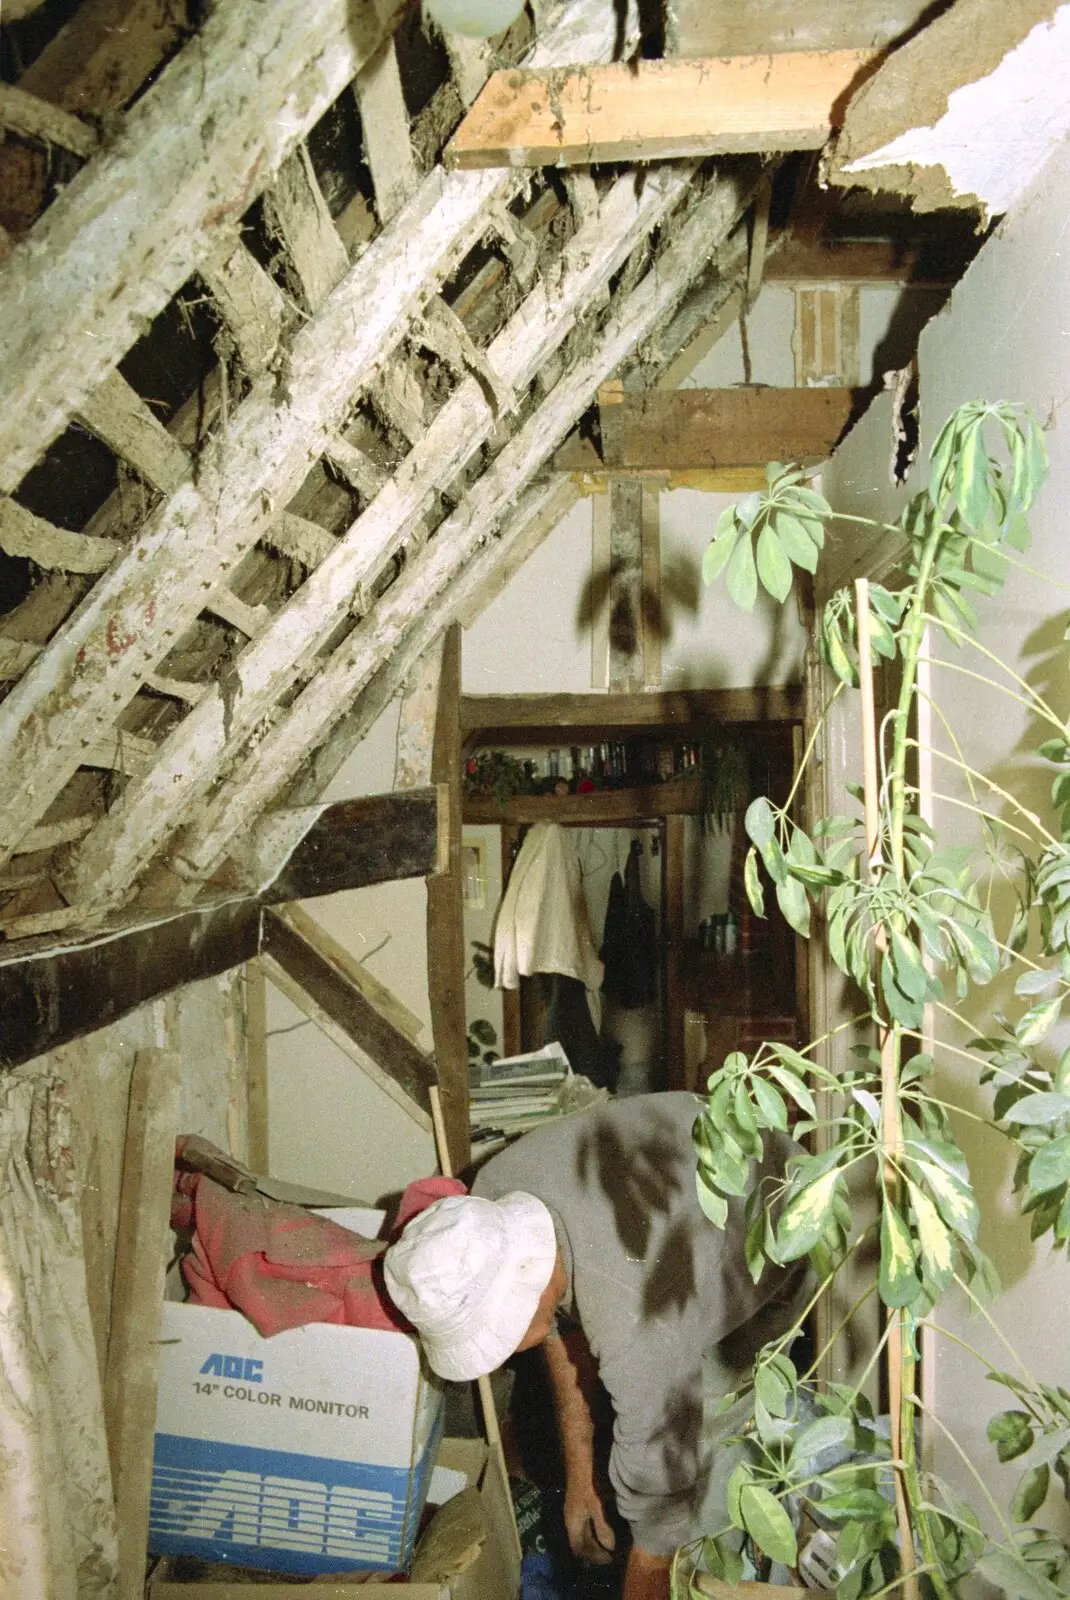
263;973;434;1204
20;976;248;1370
265;697;437;1197
823;129;1070;1532
462;497;596;695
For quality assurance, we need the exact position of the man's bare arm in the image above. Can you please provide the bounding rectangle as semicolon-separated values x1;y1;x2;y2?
542;1327;616;1564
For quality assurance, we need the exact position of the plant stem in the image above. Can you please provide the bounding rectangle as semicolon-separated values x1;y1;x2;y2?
855;579;920;1600
867;506;953;1598
782;679;845;818
919;618;1068;731
924;789;1041;846
909;740;1056;843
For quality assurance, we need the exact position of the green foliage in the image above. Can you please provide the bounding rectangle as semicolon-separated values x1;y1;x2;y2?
701;464;830;610
699;732;749;831
686;401;1070;1599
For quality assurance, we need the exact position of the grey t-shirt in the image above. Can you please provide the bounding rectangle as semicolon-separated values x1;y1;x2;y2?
472;1092;805;1555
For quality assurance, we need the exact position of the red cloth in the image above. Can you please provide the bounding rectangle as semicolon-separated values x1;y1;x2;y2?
172;1151;464;1337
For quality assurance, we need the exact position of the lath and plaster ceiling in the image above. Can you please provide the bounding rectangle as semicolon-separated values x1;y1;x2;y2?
0;0;1051;950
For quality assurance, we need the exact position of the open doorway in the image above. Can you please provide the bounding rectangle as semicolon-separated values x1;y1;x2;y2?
460;708;806;1102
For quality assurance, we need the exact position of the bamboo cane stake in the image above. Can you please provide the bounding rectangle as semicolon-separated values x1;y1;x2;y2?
854;579;918;1600
428;1084;523;1568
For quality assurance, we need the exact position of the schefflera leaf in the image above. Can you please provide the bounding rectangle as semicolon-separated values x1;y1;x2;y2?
701;470;831;612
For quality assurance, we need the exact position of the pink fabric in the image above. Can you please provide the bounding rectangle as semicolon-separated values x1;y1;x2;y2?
172;1148;464;1337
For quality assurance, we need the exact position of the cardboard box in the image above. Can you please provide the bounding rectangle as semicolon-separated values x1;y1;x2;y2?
148;1438;522;1600
149;1301;444;1576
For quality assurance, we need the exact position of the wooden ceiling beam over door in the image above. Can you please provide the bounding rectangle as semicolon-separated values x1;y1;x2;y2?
554;386;860;474
444;50;873;169
461;686;804;747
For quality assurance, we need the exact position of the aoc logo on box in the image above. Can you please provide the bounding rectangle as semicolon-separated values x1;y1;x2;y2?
200;1353;264;1382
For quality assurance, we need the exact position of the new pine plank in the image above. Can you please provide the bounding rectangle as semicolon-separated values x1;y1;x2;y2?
445;50;873;168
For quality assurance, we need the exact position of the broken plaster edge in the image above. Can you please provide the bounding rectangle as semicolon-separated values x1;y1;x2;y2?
841;3;1070;218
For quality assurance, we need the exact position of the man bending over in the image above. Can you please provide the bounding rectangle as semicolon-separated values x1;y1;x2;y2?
384;1091;807;1600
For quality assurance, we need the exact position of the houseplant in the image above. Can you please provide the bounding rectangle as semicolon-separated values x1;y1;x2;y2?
680;401;1070;1599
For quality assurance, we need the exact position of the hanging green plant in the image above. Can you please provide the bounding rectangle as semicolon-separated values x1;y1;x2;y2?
699;732;750;832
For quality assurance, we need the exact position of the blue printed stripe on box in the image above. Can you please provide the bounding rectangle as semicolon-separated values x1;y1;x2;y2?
150;1432;436;1575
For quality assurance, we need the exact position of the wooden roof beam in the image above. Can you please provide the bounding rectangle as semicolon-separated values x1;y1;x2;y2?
0;0;410;493
0;166;503;865
171;171;756;881
0;495;117;574
553;385;860;474
268;477;584;823
199;237;289;380
0;786;442;1061
76;369;191;494
0;0;189;239
0;84;100;159
260;907;436;1128
65;160;703;905
445;50;873;168
0;0;632;879
353;36;420;226
264;144;351;314
461;687;804;738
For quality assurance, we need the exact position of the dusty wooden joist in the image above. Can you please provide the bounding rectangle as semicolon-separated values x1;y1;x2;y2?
257;786;445;903
63;158;696;906
0;0;410;493
0;785;442;1063
0;897;261;1067
0;495;118;573
462;777;706;826
270;477;586;826
426;624;469;1170
0;0;189;238
462;686;805;742
171;170;756;880
266;237;762;825
261;907;437;1122
0;0;630;881
445;50;872;168
0;83;100;158
553;386;860;473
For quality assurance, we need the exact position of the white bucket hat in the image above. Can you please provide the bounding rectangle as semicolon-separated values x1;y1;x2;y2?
383;1191;557;1381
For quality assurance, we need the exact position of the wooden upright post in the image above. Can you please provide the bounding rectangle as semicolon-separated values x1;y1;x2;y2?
427;625;471;1172
103;1045;181;1600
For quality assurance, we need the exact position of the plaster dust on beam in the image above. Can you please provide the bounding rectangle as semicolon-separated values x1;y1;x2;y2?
0;0;637;878
271;477;584;821
170;173;755;882
75;369;191;495
0;0;411;495
353;35;420;225
63;159;700;906
198;236;289;380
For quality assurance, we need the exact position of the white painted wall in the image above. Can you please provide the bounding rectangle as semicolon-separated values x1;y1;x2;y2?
265;699;437;1195
823;129;1070;1534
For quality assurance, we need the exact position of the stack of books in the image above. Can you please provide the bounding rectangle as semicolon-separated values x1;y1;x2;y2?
470;1044;606;1154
